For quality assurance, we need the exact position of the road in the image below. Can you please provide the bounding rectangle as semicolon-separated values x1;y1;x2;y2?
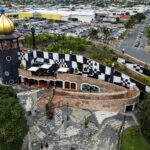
119;14;150;64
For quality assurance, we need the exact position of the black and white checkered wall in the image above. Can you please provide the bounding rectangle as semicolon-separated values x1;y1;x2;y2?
118;57;150;77
18;51;150;93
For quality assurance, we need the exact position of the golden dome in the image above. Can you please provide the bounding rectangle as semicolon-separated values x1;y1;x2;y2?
0;14;15;34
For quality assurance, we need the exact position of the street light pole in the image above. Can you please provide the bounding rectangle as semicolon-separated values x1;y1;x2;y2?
66;102;69;121
31;26;36;49
110;63;114;83
69;51;72;73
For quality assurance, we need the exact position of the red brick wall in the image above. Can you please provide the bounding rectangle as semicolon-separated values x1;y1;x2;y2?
19;69;140;112
19;69;126;93
54;87;140;112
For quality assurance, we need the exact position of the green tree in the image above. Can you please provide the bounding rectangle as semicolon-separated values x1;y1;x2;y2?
89;29;99;38
124;19;134;29
138;94;150;142
146;26;150;39
0;85;28;150
83;117;90;128
134;13;146;23
102;27;110;36
124;13;145;29
116;17;120;23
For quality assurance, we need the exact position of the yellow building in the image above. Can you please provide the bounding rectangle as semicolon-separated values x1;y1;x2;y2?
19;12;62;21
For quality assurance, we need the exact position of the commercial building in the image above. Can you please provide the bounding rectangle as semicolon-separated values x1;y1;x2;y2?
19;9;95;23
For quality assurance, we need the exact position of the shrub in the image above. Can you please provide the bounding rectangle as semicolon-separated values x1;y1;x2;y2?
84;117;90;128
138;94;150;142
0;85;28;150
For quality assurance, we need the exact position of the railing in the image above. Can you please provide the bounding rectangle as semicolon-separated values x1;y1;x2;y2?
117;115;126;150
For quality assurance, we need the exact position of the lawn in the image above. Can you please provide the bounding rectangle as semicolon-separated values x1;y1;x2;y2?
122;126;150;150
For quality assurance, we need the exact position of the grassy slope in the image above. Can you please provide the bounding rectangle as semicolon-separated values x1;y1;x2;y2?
122;126;150;150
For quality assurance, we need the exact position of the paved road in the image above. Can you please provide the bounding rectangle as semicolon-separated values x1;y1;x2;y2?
119;14;150;64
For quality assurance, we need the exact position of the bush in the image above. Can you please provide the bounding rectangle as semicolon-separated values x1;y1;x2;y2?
45;100;54;120
138;94;150;142
0;85;28;150
146;26;150;40
124;13;145;29
84;117;90;128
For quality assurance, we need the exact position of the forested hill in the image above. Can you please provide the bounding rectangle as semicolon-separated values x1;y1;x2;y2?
1;0;147;6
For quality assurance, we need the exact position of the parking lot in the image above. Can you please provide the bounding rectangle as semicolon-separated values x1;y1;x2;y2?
133;27;145;49
14;17;127;44
14;18;93;37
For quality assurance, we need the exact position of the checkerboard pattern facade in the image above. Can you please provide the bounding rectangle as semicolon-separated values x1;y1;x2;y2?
18;51;150;93
117;57;150;77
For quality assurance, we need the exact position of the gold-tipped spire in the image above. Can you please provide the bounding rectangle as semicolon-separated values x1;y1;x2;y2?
0;12;15;35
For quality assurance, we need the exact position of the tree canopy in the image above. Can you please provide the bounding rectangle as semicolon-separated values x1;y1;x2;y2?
138;94;150;143
0;85;28;150
25;34;92;54
124;13;146;29
146;26;150;40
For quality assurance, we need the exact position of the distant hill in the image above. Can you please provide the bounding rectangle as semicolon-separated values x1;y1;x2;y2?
1;0;95;5
2;0;149;6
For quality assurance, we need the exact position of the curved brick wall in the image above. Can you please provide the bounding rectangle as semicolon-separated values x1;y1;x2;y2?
53;87;140;112
19;69;126;93
57;73;126;92
19;69;140;112
55;89;128;100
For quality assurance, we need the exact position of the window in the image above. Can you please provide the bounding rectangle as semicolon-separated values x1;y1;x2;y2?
71;83;76;89
65;82;70;89
74;68;79;74
83;67;88;72
92;86;99;92
49;80;54;86
134;103;138;109
81;83;100;93
68;18;78;21
4;71;10;76
56;81;63;88
9;79;14;85
6;56;12;61
125;105;133;112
